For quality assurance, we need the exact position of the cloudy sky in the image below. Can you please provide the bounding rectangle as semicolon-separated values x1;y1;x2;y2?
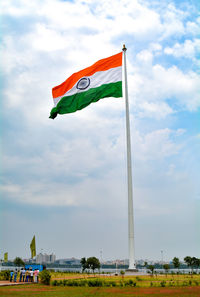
0;0;199;263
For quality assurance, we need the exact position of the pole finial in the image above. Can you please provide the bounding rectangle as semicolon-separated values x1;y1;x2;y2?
122;44;127;51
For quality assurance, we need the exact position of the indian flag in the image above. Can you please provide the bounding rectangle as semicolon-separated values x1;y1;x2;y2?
4;252;8;263
49;52;123;119
30;235;36;258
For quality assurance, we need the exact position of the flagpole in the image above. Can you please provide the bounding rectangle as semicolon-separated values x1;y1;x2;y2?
122;44;136;271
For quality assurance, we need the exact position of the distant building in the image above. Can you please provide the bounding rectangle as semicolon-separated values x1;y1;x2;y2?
136;259;145;266
36;253;56;264
55;258;81;265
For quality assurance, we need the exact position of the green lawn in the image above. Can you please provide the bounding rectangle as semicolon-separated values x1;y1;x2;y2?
51;272;200;288
0;272;199;296
0;284;200;297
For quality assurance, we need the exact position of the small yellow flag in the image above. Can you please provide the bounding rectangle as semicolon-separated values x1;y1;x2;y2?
30;235;36;258
4;252;8;262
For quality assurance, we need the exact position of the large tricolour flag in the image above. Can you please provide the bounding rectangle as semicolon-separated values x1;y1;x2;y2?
49;52;122;119
30;235;36;258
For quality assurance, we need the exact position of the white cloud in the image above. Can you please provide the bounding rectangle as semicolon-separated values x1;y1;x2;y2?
136;50;153;65
1;117;185;207
29;24;69;52
0;0;39;17
160;3;186;39
186;17;200;35
149;43;162;53
129;61;200;113
133;128;182;161
164;39;200;60
137;101;174;119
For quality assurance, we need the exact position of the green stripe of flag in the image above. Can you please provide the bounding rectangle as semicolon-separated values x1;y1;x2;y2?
50;81;122;119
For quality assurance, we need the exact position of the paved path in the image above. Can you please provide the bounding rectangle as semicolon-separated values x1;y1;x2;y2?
0;281;32;286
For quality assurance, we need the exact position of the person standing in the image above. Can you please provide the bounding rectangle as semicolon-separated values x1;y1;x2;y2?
30;269;33;282
22;267;26;282
25;269;29;282
14;269;18;282
33;269;37;283
37;269;39;283
10;271;14;282
19;268;23;282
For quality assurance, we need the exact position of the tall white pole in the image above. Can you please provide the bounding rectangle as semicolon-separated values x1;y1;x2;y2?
122;44;136;270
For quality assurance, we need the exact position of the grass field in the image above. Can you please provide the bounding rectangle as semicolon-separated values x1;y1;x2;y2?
0;272;199;297
0;284;200;297
50;272;200;288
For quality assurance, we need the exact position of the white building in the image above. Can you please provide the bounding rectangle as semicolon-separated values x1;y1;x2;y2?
36;253;56;264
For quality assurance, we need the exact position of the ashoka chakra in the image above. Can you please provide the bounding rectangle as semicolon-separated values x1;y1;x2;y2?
76;77;90;90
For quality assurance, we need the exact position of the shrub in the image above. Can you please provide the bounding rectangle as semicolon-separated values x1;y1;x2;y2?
52;280;58;286
103;280;116;287
52;280;65;287
169;281;173;287
87;279;103;287
71;280;79;286
63;280;67;286
160;281;166;287
110;281;116;287
66;280;74;286
124;279;137;287
39;270;51;285
128;279;137;287
0;270;10;281
78;279;88;287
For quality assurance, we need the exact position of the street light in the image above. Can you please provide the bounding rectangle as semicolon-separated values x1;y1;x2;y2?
161;250;164;267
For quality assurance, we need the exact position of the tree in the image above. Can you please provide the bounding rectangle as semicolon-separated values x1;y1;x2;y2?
184;256;192;272
148;265;155;276
191;257;200;273
172;257;180;272
120;270;125;279
80;257;88;273
14;257;25;267
144;261;148;268
86;257;100;273
163;264;170;276
194;258;200;272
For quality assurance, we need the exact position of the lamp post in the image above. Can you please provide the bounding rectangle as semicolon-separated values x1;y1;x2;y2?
161;250;164;267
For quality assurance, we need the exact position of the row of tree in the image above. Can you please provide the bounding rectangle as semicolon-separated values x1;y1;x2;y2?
11;255;200;274
147;256;200;275
183;256;200;271
170;256;200;271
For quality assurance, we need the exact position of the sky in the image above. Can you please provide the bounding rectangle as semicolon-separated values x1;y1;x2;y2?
0;0;200;263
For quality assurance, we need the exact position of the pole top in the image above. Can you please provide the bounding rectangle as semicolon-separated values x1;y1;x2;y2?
122;44;127;51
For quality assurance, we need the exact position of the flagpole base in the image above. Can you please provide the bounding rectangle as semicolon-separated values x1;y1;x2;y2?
126;268;138;272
